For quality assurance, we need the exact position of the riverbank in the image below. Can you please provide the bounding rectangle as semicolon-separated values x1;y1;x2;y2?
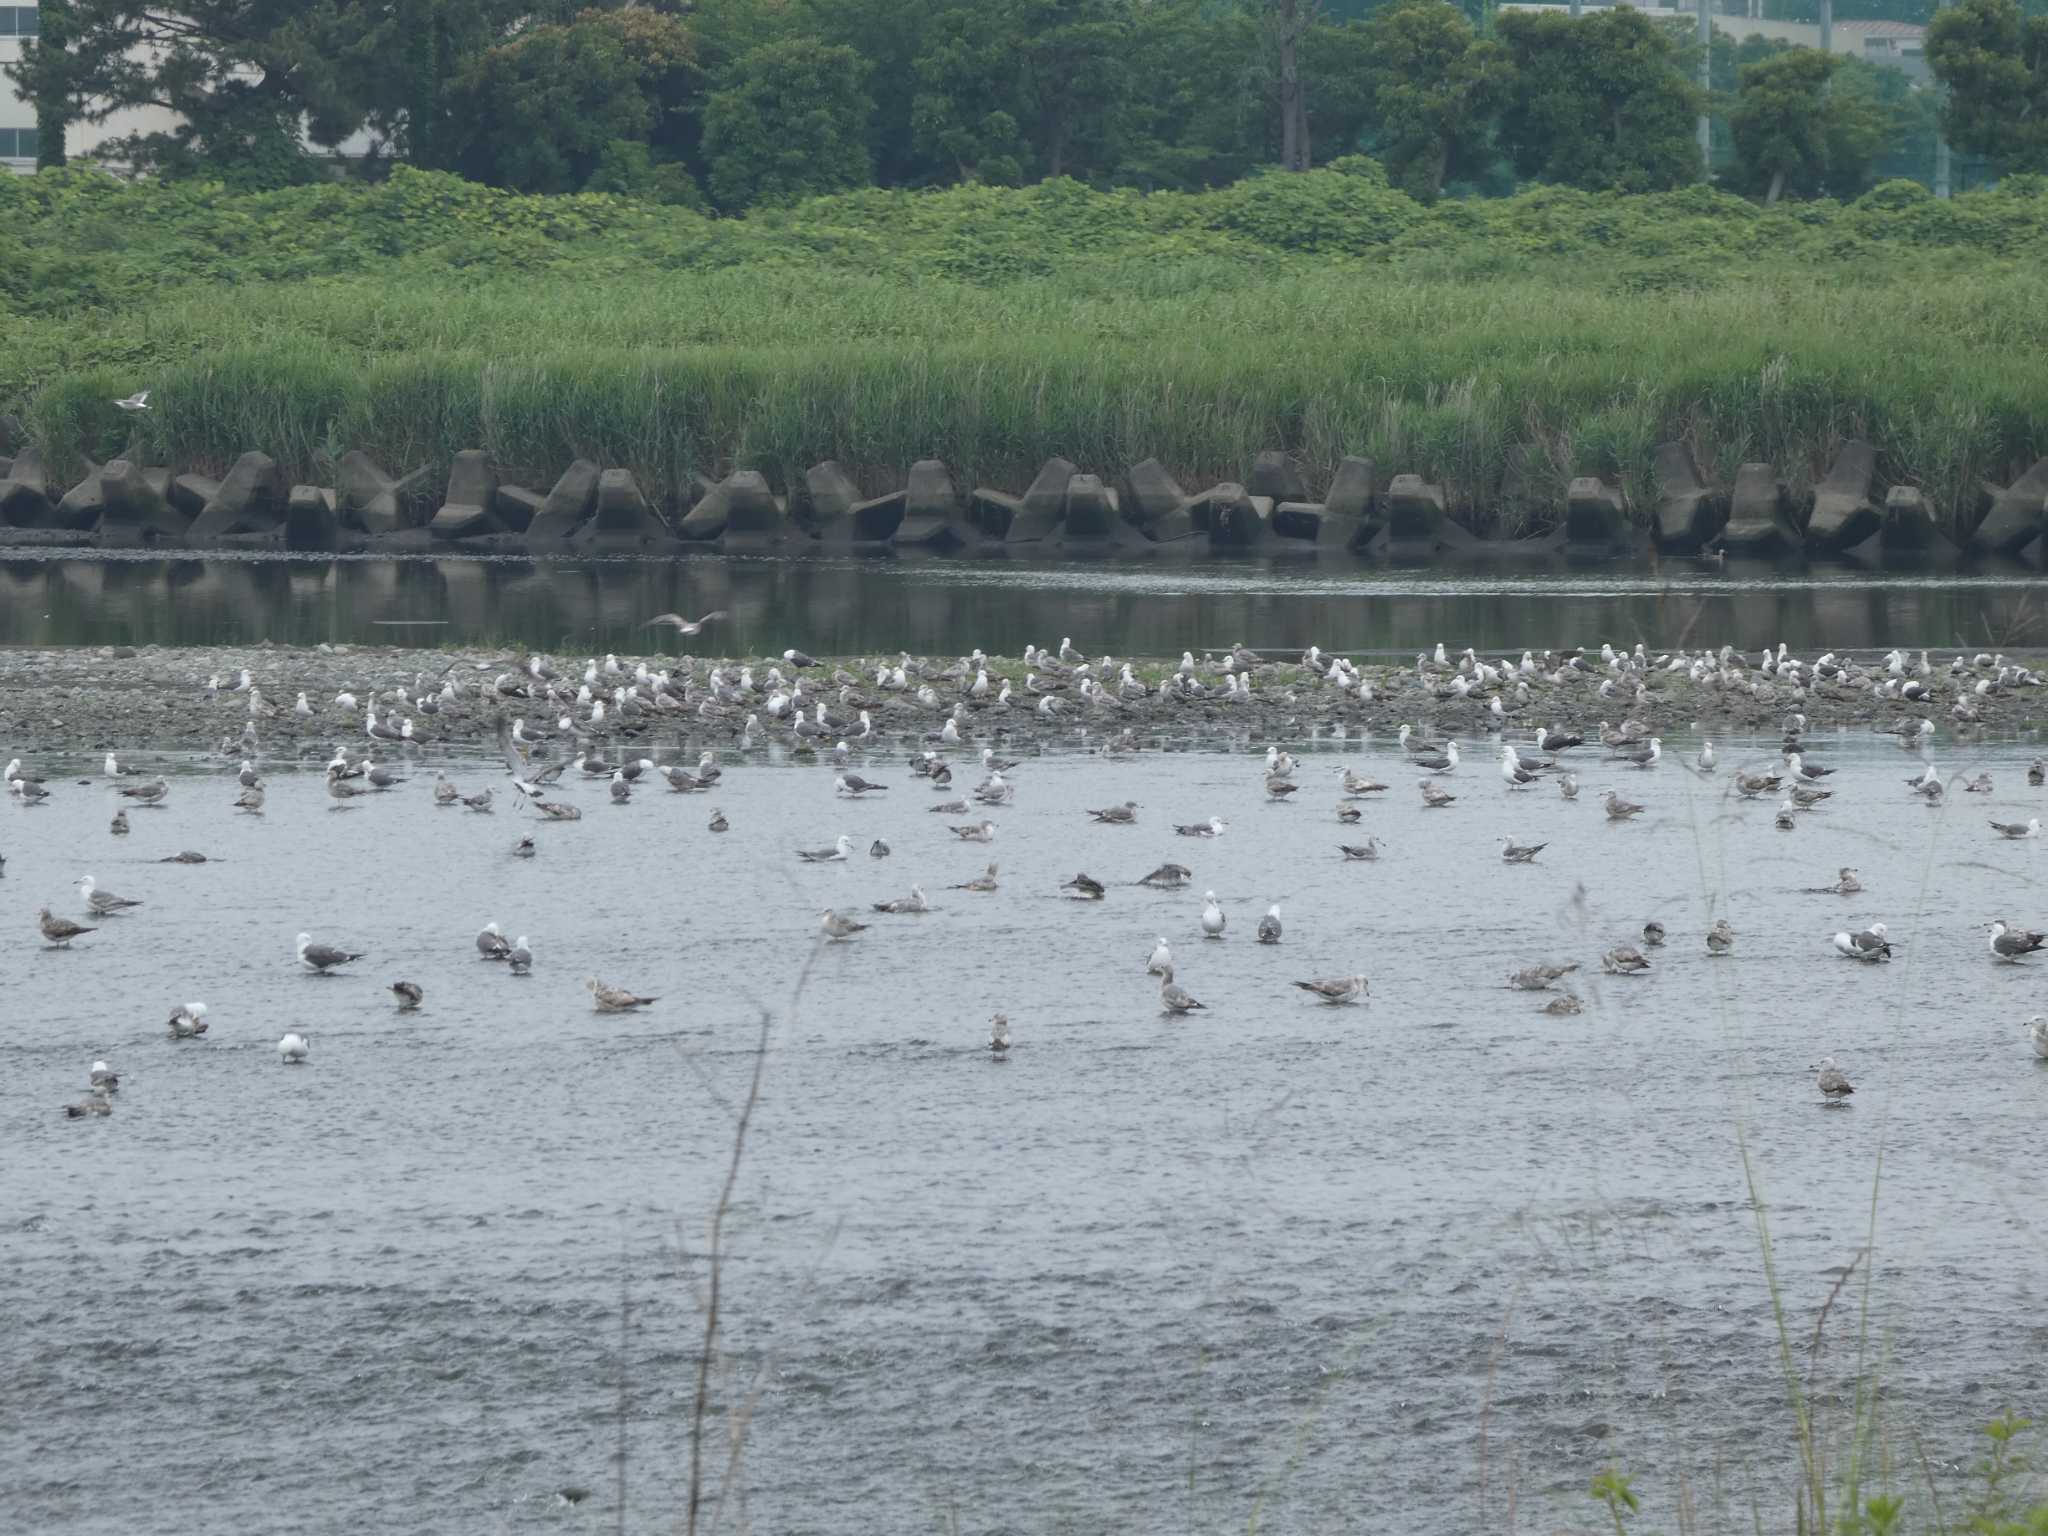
4;168;2048;539
0;640;2034;761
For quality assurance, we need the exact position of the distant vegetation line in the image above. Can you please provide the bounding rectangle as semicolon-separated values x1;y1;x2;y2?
5;165;2048;530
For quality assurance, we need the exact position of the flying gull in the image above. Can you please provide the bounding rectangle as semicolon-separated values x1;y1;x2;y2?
297;933;363;974
1292;974;1368;1005
1419;781;1456;809
114;390;150;412
645;611;728;636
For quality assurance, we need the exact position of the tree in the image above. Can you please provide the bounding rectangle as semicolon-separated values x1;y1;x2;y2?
909;0;1127;185
1495;8;1704;191
448;7;701;195
1268;0;1314;171
1110;0;1264;189
1928;0;2048;174
1360;0;1509;202
2;0;523;184
702;38;872;209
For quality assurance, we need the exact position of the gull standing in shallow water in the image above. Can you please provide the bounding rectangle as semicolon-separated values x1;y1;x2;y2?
1256;904;1282;944
988;1014;1010;1056
1602;944;1651;975
1498;836;1545;864
1147;937;1172;975
167;1002;208;1037
278;1033;310;1064
1200;891;1226;939
1706;918;1735;955
77;876;142;916
1157;966;1205;1015
1812;1057;1855;1103
797;834;855;862
1292;974;1368;1004
819;909;868;940
38;908;95;947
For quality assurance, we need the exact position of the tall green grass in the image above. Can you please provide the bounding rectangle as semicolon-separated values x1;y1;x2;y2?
19;265;2048;533
6;166;2048;532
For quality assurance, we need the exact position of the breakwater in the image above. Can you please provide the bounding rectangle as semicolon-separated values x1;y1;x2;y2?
1;433;2044;561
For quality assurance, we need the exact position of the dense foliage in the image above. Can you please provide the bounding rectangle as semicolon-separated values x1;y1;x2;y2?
8;0;2016;205
2;164;2045;536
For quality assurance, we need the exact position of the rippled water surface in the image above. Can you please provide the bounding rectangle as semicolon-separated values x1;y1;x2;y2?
4;549;2048;655
4;729;2046;1533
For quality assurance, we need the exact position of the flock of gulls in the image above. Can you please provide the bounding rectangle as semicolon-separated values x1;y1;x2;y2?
15;632;2048;1117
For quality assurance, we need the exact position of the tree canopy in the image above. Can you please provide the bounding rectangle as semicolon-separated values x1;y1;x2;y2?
1928;0;2048;174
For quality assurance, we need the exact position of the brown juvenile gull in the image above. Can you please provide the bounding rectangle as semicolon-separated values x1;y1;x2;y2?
1138;863;1191;888
1812;867;1861;895
1157;966;1205;1015
77;875;142;916
1062;872;1106;900
1707;918;1735;955
1336;804;1362;824
1507;963;1578;991
1292;974;1367;1005
1811;1056;1855;1103
38;908;96;948
159;851;209;865
1498;837;1545;864
327;772;368;810
708;809;728;833
1603;788;1645;821
988;1013;1011;1055
391;980;424;1011
537;794;586;819
1087;801;1139;825
587;978;657;1012
1419;781;1456;809
1602;944;1652;975
110;809;129;836
297;933;363;974
1987;920;2048;963
953;863;999;892
64;1090;113;1119
1542;993;1584;1016
819;909;868;941
1790;783;1832;809
118;777;169;805
1642;920;1666;947
1341;768;1386;796
929;800;969;815
235;784;266;815
1734;769;1782;799
1264;777;1299;800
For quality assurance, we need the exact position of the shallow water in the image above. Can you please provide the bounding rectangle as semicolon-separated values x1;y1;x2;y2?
4;729;2046;1533
4;549;2048;656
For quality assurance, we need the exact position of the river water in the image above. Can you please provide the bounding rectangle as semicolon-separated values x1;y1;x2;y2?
4;725;2044;1534
3;549;2047;655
